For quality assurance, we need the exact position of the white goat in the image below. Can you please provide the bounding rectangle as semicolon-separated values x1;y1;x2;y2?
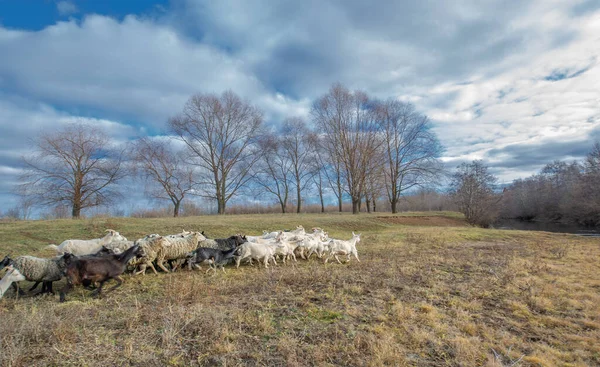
0;265;26;299
302;233;330;260
235;241;280;268
47;229;127;256
324;232;361;264
262;225;305;240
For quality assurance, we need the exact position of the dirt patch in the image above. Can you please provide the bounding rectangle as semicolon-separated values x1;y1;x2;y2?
377;215;468;227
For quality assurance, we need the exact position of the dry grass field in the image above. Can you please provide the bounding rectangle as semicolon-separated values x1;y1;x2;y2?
0;212;599;366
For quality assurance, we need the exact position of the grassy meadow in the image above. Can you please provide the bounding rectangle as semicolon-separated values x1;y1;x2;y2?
0;212;599;366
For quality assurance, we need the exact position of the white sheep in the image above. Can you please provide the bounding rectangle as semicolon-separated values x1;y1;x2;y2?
0;266;26;299
0;254;69;294
47;229;128;256
130;235;165;275
325;232;361;264
155;232;205;272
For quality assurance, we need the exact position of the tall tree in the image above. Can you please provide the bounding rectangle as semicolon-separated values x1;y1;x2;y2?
450;160;500;227
376;99;443;213
280;117;318;213
254;134;292;213
18;123;124;218
315;136;344;212
169;91;263;214
312;83;382;214
131;137;196;217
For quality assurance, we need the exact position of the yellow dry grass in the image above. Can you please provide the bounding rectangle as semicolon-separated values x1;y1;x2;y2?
0;212;598;366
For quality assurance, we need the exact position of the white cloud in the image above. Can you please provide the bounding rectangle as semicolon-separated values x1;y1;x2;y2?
56;1;78;16
0;0;599;209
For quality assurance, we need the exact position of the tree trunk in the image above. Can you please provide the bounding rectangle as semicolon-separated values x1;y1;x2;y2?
280;202;287;214
373;197;377;212
71;202;81;219
366;197;372;213
320;192;325;213
173;201;181;217
217;199;226;215
391;198;398;214
352;197;360;214
296;184;302;213
337;177;343;212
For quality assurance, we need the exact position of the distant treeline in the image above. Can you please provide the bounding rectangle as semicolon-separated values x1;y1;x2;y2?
500;144;600;226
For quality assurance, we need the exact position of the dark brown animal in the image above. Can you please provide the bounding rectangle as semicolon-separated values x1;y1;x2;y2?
59;245;142;302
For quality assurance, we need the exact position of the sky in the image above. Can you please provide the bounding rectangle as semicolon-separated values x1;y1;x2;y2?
0;0;599;213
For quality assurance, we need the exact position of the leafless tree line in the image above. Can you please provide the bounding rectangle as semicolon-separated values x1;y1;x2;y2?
16;84;443;218
500;142;600;226
450;142;600;227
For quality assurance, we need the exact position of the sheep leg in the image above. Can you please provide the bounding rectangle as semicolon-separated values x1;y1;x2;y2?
29;282;41;292
134;264;147;276
12;282;25;296
59;281;74;302
353;252;360;262
335;254;343;264
45;281;54;294
157;260;171;273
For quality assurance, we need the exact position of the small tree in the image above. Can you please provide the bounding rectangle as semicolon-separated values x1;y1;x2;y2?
18;123;125;218
131;137;196;217
254;133;293;213
450;160;500;227
280;118;318;213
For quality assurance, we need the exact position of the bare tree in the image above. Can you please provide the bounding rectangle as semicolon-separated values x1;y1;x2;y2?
169;91;263;214
450;160;500;227
312;168;327;213
312;83;383;214
254;134;293;213
376;99;443;213
18;123;125;218
315;137;344;212
364;163;385;213
280;118;318;213
130;137;196;217
584;141;600;175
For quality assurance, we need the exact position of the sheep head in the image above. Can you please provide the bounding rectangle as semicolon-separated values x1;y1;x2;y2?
0;254;11;269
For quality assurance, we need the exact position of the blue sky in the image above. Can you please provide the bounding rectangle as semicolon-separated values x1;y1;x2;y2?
0;0;599;213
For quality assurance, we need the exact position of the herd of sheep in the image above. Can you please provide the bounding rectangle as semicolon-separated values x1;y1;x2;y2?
0;225;361;302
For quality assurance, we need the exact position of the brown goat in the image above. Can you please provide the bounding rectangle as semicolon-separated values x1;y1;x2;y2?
59;245;142;302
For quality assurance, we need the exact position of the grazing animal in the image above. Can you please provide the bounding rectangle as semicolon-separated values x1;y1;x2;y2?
235;241;280;268
325;232;361;264
0;254;69;295
0;265;26;299
101;240;134;255
59;245;142;302
129;235;165;275
155;232;205;272
47;229;128;256
186;246;239;274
